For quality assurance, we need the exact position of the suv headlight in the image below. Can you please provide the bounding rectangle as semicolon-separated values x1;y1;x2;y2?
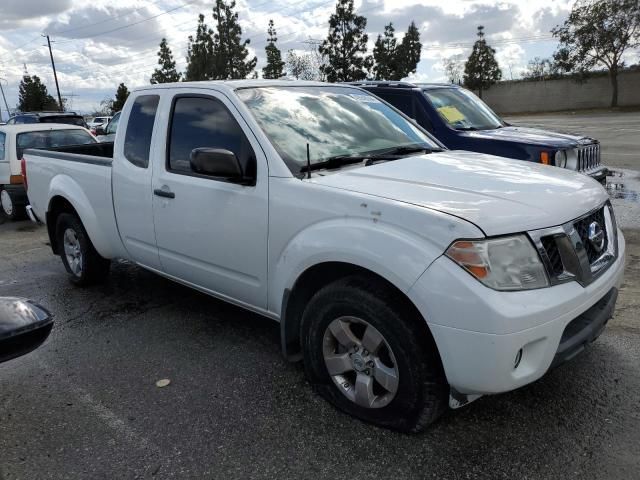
446;235;549;291
555;150;567;168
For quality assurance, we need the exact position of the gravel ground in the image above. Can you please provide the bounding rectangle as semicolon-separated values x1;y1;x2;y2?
1;111;639;478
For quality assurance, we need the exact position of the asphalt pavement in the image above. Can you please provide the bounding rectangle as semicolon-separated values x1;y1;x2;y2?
1;111;640;479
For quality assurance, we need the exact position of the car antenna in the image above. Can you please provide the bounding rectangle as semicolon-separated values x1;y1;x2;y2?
306;143;311;179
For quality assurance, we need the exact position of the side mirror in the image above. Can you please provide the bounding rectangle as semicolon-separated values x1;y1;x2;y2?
0;298;53;364
95;126;105;136
190;148;243;179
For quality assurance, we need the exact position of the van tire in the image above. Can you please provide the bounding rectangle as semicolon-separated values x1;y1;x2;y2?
0;187;26;222
301;274;448;433
56;213;110;286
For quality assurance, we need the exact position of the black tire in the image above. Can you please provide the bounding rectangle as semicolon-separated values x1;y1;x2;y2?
301;274;448;433
0;187;27;222
56;213;110;286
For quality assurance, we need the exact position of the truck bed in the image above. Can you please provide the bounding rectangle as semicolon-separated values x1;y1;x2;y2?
23;144;125;260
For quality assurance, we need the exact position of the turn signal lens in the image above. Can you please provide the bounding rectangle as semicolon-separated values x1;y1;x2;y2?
10;175;23;185
540;151;550;165
446;235;549;291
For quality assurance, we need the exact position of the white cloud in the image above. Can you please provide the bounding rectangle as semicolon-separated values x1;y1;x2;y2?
0;0;633;114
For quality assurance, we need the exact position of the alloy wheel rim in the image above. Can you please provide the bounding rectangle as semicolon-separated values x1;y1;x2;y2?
322;316;399;409
63;228;83;277
1;190;13;216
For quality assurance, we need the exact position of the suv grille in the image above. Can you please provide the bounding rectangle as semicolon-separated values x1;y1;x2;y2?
530;203;617;287
577;144;600;172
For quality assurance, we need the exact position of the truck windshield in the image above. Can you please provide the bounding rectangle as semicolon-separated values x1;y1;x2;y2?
16;129;96;158
424;88;503;131
236;86;440;174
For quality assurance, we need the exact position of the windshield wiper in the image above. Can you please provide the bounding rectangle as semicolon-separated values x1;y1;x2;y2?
455;126;478;131
300;154;369;173
300;144;439;174
371;144;439;157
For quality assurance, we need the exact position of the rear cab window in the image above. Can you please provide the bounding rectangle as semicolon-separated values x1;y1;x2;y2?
123;95;160;168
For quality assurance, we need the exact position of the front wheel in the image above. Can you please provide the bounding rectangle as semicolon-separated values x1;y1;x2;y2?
56;213;110;286
301;275;448;433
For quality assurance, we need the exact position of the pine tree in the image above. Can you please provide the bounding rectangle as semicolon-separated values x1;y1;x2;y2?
463;26;502;98
212;0;257;79
396;21;422;79
17;75;58;112
111;83;130;114
373;23;397;80
151;38;182;84
319;0;372;82
185;14;215;81
262;20;285;79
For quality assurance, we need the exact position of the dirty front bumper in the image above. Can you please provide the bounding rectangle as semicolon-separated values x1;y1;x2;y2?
408;229;625;397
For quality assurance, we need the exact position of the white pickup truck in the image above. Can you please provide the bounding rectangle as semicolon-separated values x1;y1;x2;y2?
23;81;625;432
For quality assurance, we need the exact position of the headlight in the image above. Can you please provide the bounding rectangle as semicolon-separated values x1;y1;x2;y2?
446;235;549;291
565;148;579;170
555;150;567;168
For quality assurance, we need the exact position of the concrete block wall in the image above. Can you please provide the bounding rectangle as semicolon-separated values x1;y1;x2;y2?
481;70;640;114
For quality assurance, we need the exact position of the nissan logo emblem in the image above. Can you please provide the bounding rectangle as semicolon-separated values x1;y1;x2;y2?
588;221;605;252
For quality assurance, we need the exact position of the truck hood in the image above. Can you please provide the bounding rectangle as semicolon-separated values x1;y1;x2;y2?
461;126;594;148
310;150;609;236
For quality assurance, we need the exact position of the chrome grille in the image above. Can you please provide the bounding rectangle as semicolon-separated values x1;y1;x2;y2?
577;143;600;172
529;202;617;287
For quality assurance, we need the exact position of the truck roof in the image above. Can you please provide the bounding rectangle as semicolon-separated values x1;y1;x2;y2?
133;79;356;94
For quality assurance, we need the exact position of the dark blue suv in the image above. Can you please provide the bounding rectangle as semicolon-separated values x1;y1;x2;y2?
353;81;607;184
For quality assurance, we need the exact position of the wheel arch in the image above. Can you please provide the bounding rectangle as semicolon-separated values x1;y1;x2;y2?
46;196;78;254
280;261;441;366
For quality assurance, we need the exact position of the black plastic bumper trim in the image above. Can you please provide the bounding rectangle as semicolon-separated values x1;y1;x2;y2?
550;287;618;369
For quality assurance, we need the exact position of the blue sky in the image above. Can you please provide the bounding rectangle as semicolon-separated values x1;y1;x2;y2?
0;0;634;117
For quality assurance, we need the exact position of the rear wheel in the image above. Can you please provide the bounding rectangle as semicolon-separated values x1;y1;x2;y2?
0;188;26;222
301;275;448;433
56;213;110;286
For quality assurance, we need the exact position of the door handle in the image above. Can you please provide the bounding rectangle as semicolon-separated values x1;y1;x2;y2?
154;187;175;199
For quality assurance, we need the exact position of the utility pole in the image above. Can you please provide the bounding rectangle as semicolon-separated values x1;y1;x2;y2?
44;35;64;112
0;78;10;122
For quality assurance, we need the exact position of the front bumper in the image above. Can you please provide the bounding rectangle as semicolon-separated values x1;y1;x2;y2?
408;229;625;395
584;165;608;185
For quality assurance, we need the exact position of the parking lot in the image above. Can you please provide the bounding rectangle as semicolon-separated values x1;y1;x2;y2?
1;112;639;479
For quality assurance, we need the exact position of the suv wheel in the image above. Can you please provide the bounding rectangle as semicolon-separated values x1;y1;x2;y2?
301;275;448;432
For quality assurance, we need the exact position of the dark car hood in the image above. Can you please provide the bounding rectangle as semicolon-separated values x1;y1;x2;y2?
461;126;595;148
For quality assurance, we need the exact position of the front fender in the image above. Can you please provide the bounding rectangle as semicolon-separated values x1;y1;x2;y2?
47;173;119;259
269;217;449;316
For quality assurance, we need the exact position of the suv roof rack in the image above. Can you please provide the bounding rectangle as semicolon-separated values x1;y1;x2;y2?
346;81;418;88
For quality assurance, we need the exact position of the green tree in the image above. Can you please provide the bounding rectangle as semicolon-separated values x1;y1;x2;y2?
552;0;640;107
373;23;397;80
262;19;285;79
463;26;502;98
396;21;422;79
151;38;182;84
285;50;317;80
319;0;372;82
212;0;257;79
17;75;58;112
111;83;130;114
185;14;215;81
